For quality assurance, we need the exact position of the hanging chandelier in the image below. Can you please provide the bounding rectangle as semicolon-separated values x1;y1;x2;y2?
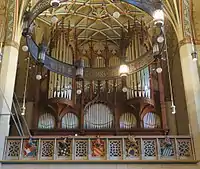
75;59;84;81
153;9;164;26
50;0;61;8
119;64;129;77
153;0;164;26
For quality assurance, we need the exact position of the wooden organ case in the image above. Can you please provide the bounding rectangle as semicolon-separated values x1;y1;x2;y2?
31;19;167;136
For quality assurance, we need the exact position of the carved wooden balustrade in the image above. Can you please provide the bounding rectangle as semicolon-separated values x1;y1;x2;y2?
3;136;195;162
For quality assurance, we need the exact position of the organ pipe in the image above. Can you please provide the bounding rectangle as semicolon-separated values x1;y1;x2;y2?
126;67;150;99
48;25;73;99
109;56;120;67
84;103;113;129
33;12;166;135
94;57;106;68
38;113;55;129
124;22;152;99
62;113;78;129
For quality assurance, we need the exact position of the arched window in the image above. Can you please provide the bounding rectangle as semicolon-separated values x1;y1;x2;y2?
38;113;55;129
84;103;113;129
143;112;161;128
61;113;79;129
120;113;137;129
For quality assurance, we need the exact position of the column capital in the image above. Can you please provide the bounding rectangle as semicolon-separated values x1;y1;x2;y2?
178;38;192;47
4;40;20;50
178;38;200;48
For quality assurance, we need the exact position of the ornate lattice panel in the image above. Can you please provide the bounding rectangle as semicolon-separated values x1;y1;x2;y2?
3;136;195;161
57;138;72;160
6;139;21;160
40;140;54;160
90;138;106;160
143;139;157;160
75;139;88;160
23;138;38;159
125;138;140;160
158;138;175;159
108;139;122;160
177;139;193;159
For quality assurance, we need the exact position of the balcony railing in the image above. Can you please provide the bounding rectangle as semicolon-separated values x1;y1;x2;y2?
3;136;195;162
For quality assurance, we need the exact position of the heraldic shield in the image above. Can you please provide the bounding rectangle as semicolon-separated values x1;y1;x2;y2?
91;137;105;157
23;138;37;158
126;135;140;158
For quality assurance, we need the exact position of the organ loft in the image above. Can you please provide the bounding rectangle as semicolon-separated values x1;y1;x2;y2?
2;0;200;164
12;0;170;137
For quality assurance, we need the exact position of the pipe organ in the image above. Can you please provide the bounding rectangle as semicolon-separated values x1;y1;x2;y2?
119;113;137;129
126;67;150;99
38;113;55;129
61;113;79;129
48;28;73;100
33;19;166;136
84;102;114;129
93;57;106;68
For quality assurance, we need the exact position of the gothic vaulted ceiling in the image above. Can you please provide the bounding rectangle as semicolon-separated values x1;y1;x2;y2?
34;0;153;45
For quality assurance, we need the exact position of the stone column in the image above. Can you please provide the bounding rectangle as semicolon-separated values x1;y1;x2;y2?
0;0;21;159
0;42;19;160
179;43;200;159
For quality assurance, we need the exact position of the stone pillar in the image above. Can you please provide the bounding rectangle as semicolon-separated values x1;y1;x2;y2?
0;0;22;160
179;43;200;159
0;43;19;160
